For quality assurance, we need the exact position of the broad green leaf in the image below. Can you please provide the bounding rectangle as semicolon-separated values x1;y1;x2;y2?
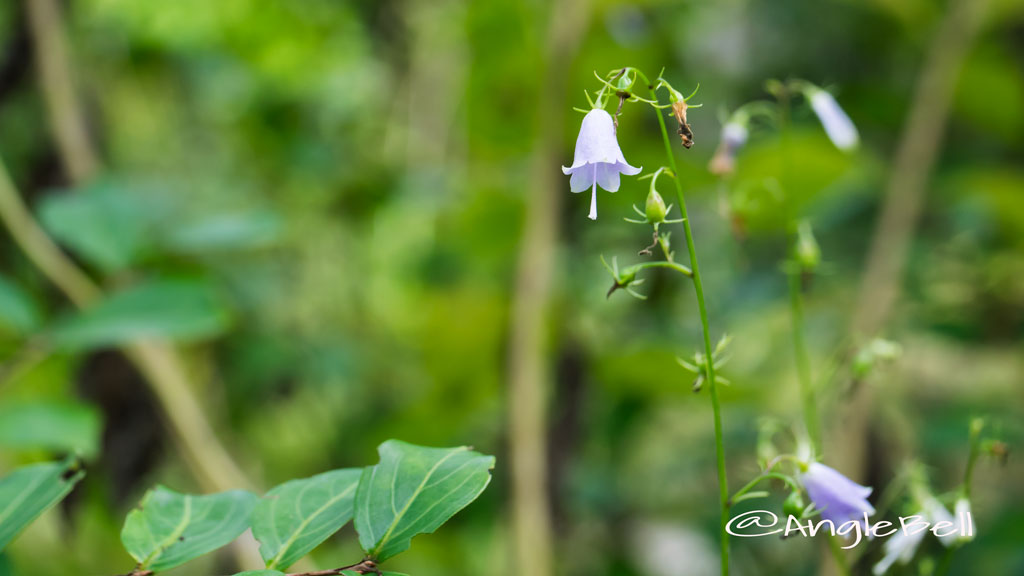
354;440;495;562
49;279;232;350
0;401;102;458
121;486;257;572
0;276;40;335
0;458;85;551
252;468;362;570
37;181;169;273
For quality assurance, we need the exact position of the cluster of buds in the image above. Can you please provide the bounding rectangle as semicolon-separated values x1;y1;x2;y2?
601;255;646;300
677;333;732;392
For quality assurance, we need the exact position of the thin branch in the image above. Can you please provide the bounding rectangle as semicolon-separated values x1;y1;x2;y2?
24;0;100;182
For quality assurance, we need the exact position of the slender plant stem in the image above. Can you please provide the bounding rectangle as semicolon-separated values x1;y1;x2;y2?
636;69;730;576
730;472;800;504
632;260;693;278
788;266;821;453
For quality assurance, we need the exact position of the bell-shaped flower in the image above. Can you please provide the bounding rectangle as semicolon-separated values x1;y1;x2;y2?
800;462;875;529
953;497;974;544
872;519;927;575
562;108;641;220
872;496;963;575
806;87;859;152
708;121;748;176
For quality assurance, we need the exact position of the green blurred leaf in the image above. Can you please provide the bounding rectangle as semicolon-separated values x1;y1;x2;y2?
121;486;257;572
232;571;285;576
49;279;231;350
0;276;40;335
0;401;102;458
0;458;85;552
165;211;280;254
37;182;168;273
252;468;362;570
354;440;495;562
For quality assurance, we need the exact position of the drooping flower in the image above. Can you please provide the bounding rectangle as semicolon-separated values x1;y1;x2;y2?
953;497;974;544
872;496;964;575
562;108;641;220
872;519;927;575
708;121;748;176
800;462;875;528
805;87;859;152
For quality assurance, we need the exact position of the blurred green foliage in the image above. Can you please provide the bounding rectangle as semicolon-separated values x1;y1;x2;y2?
0;0;1022;575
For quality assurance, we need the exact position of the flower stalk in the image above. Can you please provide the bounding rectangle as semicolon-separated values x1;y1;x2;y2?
633;68;732;576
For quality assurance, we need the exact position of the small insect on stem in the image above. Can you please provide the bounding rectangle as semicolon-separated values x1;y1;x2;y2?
671;100;694;149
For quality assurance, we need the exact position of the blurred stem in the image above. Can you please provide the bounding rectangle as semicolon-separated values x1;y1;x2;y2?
637;69;730;576
24;0;100;182
775;89;845;576
507;1;591;575
0;154;252;493
0;159;99;307
788;265;820;453
835;4;992;573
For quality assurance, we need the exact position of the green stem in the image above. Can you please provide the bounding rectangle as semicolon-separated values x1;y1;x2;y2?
631;260;693;278
730;472;799;504
637;69;730;576
788;264;821;453
775;88;846;575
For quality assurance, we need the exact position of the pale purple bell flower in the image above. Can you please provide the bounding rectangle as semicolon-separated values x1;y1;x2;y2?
872;496;961;575
872;520;926;575
807;88;859;152
800;462;876;528
562;108;642;220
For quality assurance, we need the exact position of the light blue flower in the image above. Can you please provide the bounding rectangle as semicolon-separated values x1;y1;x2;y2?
562;108;641;220
800;462;875;528
806;87;859;152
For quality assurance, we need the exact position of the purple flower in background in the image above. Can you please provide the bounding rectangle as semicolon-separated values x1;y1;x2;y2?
806;87;859;152
709;121;748;176
562;108;641;220
800;462;875;528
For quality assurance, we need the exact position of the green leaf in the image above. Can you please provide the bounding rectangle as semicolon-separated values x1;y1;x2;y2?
252;468;362;570
233;571;286;576
49;279;232;350
354;440;495;562
0;458;85;551
0;401;102;458
0;276;40;335
37;181;169;273
121;486;257;572
165;211;280;254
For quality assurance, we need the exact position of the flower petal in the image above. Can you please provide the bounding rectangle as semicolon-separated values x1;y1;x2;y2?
569;165;596;193
596;163;621;192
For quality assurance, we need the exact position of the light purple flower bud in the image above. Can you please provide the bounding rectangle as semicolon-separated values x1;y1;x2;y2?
562;108;642;220
808;88;859;152
800;462;875;529
721;121;748;150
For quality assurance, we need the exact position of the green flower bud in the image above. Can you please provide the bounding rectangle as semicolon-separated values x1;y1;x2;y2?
616;70;635;92
783;490;805;519
796;221;821;271
645;189;668;225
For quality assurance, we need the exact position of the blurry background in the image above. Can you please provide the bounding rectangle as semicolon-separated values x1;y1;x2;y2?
0;0;1022;575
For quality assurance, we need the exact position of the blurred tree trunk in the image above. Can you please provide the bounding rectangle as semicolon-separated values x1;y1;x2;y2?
507;1;591;576
832;0;991;573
